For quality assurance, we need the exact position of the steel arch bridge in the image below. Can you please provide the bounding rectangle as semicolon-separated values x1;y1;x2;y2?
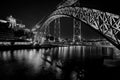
34;0;120;50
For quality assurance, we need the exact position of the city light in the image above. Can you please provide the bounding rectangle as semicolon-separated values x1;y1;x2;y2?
0;42;11;45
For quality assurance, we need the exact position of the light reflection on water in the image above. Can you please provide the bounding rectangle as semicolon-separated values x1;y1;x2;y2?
0;46;119;80
13;49;45;73
2;51;11;61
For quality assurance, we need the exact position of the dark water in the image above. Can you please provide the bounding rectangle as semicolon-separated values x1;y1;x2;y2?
0;46;120;80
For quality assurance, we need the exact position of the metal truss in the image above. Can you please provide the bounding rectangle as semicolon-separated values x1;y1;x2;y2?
57;0;78;9
41;6;120;49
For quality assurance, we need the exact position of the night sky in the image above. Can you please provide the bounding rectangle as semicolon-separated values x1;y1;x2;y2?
0;0;119;39
0;0;60;28
0;0;119;28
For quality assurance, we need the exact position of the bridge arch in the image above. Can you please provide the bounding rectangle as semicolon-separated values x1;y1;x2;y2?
41;15;69;31
39;6;120;49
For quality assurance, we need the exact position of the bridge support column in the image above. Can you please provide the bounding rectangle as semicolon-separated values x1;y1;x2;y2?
46;25;50;36
54;18;61;42
73;19;81;43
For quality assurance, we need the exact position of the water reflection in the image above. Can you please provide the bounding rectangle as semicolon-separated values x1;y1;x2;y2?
1;51;11;61
13;49;45;73
0;46;119;80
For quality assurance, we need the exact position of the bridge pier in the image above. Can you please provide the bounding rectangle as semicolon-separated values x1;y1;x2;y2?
54;18;61;42
73;19;81;43
46;25;50;36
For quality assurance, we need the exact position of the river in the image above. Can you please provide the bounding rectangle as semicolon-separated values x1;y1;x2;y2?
0;46;120;80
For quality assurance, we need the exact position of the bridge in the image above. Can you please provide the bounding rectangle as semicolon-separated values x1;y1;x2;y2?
32;0;120;50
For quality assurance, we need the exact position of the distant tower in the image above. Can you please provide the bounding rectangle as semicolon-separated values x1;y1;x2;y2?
73;19;81;43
